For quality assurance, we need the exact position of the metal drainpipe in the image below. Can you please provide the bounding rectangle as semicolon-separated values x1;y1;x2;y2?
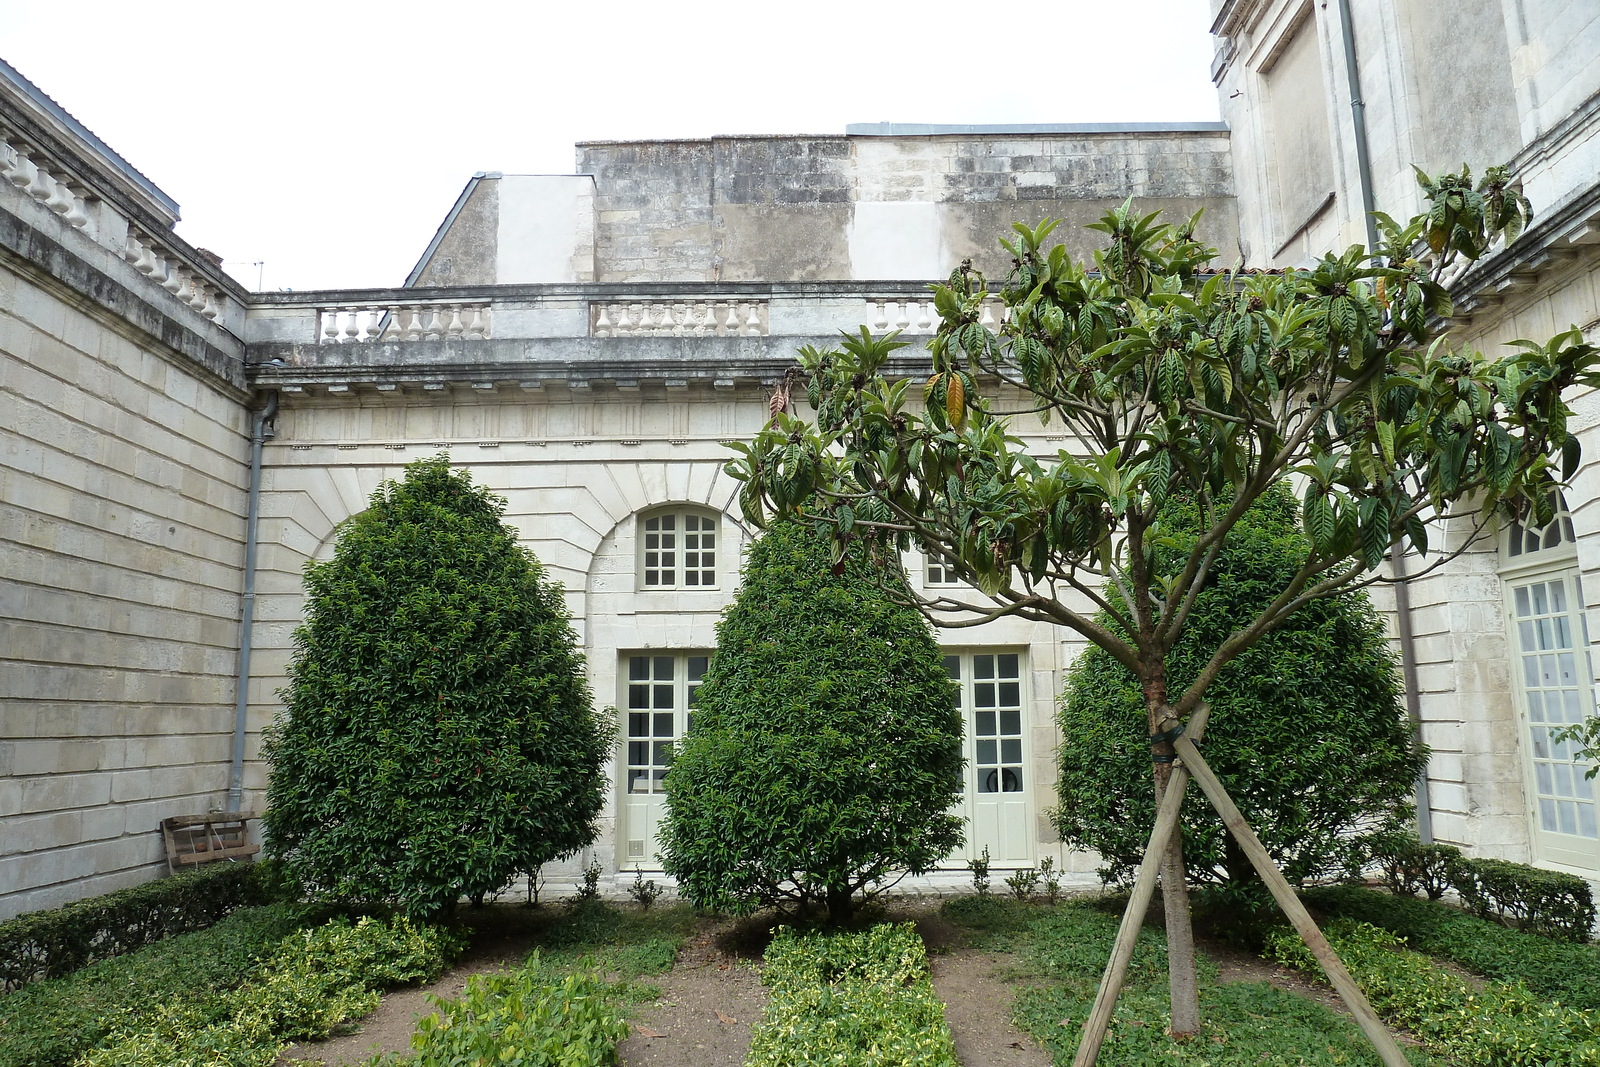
227;390;278;813
1335;0;1434;841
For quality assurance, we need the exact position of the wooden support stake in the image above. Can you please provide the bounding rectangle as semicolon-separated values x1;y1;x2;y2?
1072;704;1211;1067
1172;735;1410;1067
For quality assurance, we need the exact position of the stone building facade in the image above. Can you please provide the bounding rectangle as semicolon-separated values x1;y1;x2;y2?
3;0;1598;919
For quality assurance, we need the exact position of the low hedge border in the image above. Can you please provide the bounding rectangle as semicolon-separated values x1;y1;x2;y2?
748;923;958;1067
1267;918;1600;1066
77;914;463;1067
1308;884;1600;1010
0;861;289;991
1369;835;1595;941
0;902;309;1067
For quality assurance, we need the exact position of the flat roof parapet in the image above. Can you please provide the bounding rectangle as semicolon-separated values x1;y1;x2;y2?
845;121;1229;136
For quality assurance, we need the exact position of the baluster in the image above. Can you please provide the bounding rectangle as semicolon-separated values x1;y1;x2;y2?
122;232;143;266
873;302;889;331
612;304;631;335
25;163;52;201
377;305;402;341
0;144;24;186
695;301;714;335
63;186;91;231
404;307;424;341
670;302;687;336
913;301;932;332
187;280;208;309
322;309;341;343
594;302;612;337
362;308;384;341
424;307;445;339
44;174;74;216
200;288;220;320
134;240;158;275
722;303;739;335
5;149;36;190
889;301;908;331
162;264;187;296
466;305;487;339
979;301;996;328
446;306;465;337
654;302;673;335
744;302;761;336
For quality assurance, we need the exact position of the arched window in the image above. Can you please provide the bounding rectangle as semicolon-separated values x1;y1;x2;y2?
639;508;719;590
1499;492;1599;871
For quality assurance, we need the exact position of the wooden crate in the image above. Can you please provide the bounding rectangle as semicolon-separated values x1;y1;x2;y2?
161;812;259;871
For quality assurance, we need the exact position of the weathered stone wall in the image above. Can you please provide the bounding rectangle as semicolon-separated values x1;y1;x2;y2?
572;130;1237;283
0;174;253;920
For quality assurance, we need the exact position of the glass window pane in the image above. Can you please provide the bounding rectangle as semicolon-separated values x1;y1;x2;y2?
974;656;995;680
1552;581;1569;613
1539;797;1558;830
998;654;1020;677
976;711;996;736
654;684;673;709
660;514;675;531
979;769;999;793
1558;652;1576;685
1554;762;1574;798
654;657;673;679
1526;691;1544;721
1001;739;1022;764
628;684;649;709
1003;768;1024;792
1579;803;1598;839
1534;584;1549;615
975;683;995;708
653;741;672;765
652;769;667;789
1534;762;1553;794
1558;801;1578;836
654;712;674;737
630;657;651;680
629;769;650;793
1565;689;1583;723
1515;586;1530;616
1000;709;1021;736
943;656;961;679
999;682;1020;707
628;712;649;737
976;740;997;765
628;741;648;765
688;656;708;681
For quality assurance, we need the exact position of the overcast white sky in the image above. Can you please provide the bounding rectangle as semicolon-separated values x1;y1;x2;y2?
0;1;1221;292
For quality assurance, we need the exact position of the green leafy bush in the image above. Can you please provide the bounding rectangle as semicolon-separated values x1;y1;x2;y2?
0;861;288;991
1367;833;1467;901
263;456;612;918
77;915;462;1067
749;923;959;1067
1267;918;1600;1066
1056;486;1427;893
660;520;963;923
0;903;306;1067
409;954;628;1067
1456;856;1596;941
1308;884;1600;1009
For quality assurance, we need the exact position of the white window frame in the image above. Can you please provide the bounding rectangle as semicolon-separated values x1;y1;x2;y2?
638;508;720;591
1499;495;1600;873
619;651;710;868
943;648;1034;868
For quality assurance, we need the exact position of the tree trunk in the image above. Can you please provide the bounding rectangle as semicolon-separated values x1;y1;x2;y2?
1073;703;1210;1067
1173;734;1411;1067
1147;699;1200;1037
826;885;854;926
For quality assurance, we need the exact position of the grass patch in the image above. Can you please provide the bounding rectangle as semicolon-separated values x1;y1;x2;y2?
941;895;1430;1066
0;903;310;1067
1308;884;1600;1009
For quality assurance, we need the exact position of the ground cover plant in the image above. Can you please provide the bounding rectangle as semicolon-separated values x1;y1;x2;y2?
1268;919;1600;1065
661;519;964;924
0;861;288;991
728;160;1600;1058
1058;485;1425;898
1308;884;1600;1010
75;914;460;1067
747;922;959;1067
264;455;612;918
941;896;1430;1066
0;902;309;1067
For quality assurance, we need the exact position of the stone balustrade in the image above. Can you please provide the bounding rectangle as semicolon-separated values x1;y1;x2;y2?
2;137;93;234
868;297;1006;335
317;302;492;343
592;299;766;337
120;228;226;321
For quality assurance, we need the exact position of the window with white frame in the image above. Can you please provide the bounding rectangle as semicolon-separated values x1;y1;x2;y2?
925;552;961;586
639;509;718;589
620;652;709;866
1500;493;1600;871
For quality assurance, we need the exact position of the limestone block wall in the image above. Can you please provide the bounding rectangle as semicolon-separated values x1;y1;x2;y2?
0;206;253;920
244;386;1102;881
572;130;1236;284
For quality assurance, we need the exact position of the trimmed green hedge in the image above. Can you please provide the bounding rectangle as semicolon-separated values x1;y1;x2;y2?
748;923;958;1067
1308;884;1600;1009
408;954;628;1066
1267;918;1600;1066
1369;835;1596;941
77;915;462;1067
0;861;287;991
0;903;307;1067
